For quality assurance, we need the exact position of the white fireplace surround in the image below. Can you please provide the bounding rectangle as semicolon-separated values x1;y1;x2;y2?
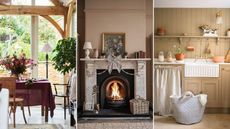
80;58;151;111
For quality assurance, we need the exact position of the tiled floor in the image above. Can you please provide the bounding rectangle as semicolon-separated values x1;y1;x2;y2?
77;119;153;129
10;105;75;129
155;114;230;129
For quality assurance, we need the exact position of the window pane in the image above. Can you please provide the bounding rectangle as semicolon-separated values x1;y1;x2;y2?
35;0;54;6
11;0;54;6
11;0;31;5
0;15;31;77
38;16;63;83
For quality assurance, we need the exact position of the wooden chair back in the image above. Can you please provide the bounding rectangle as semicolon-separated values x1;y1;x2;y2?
53;83;69;96
0;77;16;98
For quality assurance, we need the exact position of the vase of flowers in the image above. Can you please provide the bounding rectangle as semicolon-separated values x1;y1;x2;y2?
0;52;36;80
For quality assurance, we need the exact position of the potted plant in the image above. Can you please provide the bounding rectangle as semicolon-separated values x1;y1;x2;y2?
174;45;185;60
52;37;76;74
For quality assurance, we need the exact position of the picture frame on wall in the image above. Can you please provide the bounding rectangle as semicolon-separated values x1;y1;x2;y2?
102;32;126;57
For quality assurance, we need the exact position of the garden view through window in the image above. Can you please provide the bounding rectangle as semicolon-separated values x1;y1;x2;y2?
0;15;64;84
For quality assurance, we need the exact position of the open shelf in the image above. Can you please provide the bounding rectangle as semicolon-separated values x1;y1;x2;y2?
154;35;230;44
154;35;230;38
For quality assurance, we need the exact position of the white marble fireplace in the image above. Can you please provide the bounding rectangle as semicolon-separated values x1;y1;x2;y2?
80;58;150;111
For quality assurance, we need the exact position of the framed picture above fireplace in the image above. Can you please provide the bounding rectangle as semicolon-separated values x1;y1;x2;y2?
102;32;126;57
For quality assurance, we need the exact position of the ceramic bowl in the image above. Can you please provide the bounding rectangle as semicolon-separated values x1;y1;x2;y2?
212;56;225;63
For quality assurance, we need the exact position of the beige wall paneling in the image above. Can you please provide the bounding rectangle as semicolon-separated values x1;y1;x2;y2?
154;8;230;58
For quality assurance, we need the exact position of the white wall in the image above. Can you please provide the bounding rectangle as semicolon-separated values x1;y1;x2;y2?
85;0;146;55
155;0;230;8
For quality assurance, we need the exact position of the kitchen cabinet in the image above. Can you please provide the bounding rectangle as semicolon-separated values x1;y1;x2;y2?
202;80;220;107
183;79;201;94
183;78;220;107
220;65;230;107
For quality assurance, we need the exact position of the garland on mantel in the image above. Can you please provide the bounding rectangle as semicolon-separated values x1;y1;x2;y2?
107;54;122;74
96;54;135;76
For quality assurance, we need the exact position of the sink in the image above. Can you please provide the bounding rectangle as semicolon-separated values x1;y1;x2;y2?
184;59;219;77
184;59;215;64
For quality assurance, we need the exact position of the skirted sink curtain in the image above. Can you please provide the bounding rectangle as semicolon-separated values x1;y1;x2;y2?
154;66;182;116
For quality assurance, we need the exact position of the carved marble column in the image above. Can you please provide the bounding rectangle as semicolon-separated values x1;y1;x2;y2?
135;60;146;99
84;61;96;111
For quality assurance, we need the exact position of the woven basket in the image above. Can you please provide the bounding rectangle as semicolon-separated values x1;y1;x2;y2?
130;96;149;115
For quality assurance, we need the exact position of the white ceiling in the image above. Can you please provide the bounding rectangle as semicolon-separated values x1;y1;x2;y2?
155;0;230;8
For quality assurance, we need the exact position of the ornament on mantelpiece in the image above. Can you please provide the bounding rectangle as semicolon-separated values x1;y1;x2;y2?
199;25;218;37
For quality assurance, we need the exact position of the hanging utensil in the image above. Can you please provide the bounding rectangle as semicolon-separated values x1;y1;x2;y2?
186;38;195;51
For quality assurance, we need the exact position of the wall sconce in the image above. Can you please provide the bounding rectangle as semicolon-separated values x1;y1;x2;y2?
216;10;223;25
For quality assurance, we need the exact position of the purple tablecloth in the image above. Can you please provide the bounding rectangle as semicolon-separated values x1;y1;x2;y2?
16;80;56;117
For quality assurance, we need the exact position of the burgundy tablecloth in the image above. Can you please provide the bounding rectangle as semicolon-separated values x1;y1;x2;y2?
16;80;56;117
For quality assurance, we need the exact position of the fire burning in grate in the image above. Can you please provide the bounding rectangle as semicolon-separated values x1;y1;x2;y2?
110;82;124;101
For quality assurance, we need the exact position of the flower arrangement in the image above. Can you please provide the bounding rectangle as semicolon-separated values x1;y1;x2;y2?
0;52;36;79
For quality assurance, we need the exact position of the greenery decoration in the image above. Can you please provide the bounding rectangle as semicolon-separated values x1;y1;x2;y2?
173;45;185;54
25;78;36;88
52;37;76;74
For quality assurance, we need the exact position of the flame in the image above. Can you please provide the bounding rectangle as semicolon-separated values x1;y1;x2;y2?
110;82;123;100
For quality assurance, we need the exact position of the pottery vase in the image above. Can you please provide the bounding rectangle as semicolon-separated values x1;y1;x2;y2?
175;53;185;60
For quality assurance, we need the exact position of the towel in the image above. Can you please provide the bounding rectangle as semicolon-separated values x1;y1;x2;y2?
198;94;207;106
69;73;77;101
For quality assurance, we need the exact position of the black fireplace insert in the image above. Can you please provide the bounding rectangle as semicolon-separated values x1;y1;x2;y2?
97;69;134;109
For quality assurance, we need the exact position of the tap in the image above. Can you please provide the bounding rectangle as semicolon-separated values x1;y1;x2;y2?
194;55;208;63
194;55;199;63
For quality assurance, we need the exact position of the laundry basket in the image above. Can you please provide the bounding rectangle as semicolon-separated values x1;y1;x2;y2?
170;91;207;125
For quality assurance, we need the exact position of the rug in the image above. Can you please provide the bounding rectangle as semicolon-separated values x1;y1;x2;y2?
77;120;153;129
9;124;63;129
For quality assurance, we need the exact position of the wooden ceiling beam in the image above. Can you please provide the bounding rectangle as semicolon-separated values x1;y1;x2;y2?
64;1;74;37
0;5;65;15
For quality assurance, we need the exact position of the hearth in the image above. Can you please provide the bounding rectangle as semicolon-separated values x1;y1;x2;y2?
97;69;134;109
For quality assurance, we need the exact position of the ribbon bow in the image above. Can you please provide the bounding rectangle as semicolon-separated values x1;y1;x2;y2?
107;54;122;74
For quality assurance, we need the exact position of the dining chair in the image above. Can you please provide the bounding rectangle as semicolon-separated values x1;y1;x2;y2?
0;77;27;128
52;83;70;119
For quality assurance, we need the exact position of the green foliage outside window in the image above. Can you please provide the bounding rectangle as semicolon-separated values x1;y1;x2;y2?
0;15;62;61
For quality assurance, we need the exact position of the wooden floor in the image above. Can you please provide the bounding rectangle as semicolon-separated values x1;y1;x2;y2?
155;114;230;129
10;105;75;129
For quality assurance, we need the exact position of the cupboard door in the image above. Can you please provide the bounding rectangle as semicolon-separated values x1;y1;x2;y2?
202;79;219;107
183;79;202;94
221;66;230;107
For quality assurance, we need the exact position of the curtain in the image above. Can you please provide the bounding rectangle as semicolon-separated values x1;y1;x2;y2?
154;66;181;116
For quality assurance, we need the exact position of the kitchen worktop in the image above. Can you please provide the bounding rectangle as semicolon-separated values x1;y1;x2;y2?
154;58;230;65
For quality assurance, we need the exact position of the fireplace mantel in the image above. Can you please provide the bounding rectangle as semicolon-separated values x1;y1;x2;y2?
80;58;151;111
